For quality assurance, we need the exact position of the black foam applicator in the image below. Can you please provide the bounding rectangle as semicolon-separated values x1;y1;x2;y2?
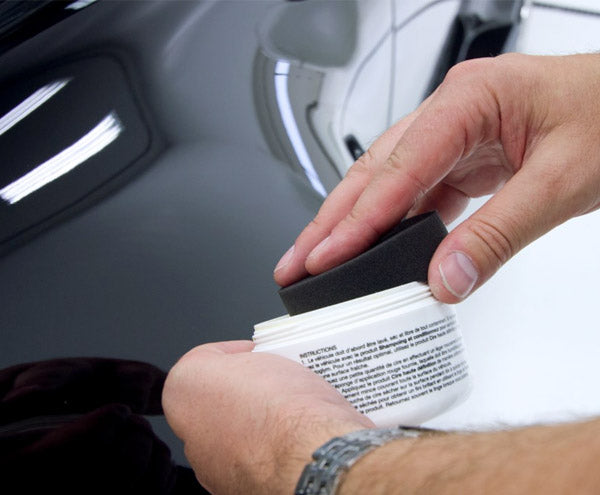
278;211;447;316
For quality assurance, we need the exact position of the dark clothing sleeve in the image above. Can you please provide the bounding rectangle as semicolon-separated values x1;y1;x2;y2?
0;358;207;494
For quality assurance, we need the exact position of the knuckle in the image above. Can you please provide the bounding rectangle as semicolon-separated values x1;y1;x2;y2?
304;216;330;239
443;58;494;86
439;58;504;112
384;150;428;200
307;217;323;231
465;215;518;268
344;207;381;244
346;148;375;178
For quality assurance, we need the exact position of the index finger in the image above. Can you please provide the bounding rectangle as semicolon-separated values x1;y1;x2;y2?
273;109;422;287
304;80;501;276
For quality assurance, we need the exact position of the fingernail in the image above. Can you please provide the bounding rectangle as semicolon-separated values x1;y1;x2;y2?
438;251;478;299
274;245;295;273
307;236;330;262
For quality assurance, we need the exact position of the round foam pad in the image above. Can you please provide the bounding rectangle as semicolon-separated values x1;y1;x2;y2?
278;211;447;315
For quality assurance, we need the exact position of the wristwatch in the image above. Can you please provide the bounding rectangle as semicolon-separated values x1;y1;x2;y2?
294;426;439;495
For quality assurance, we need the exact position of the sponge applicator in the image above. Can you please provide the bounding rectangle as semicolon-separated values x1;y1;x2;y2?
278;211;447;316
256;211;471;427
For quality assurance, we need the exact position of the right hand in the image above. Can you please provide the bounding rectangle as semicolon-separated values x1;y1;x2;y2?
274;53;600;302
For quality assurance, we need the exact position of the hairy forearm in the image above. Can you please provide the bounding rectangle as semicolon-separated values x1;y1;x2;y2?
339;418;600;494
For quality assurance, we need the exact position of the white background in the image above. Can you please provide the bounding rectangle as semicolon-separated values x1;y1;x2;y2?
427;1;600;430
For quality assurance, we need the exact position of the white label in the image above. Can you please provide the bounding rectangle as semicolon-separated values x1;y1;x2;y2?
255;303;471;426
300;315;467;415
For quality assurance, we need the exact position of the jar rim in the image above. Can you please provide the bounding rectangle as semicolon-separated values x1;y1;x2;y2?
253;282;434;348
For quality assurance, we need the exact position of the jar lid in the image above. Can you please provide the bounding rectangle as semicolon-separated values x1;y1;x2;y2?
278;211;447;315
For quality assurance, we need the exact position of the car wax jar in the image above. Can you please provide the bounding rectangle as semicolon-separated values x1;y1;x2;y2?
253;281;471;427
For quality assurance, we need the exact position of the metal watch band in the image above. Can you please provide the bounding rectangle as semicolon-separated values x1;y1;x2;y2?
294;426;438;495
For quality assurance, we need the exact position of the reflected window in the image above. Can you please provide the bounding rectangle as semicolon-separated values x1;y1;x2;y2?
254;0;525;193
0;79;69;137
0;112;123;204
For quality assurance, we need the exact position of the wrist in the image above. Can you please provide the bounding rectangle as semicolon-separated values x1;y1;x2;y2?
295;426;442;495
278;419;370;494
337;433;425;495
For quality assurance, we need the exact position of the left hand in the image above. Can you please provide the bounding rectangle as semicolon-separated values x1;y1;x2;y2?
162;341;373;495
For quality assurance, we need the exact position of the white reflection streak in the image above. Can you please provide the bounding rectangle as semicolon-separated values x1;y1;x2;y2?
66;0;98;11
0;79;69;137
274;60;327;197
0;113;123;205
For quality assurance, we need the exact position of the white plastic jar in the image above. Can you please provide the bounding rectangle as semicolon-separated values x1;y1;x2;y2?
253;281;471;427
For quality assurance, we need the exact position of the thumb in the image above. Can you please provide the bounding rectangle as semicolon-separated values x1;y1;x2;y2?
428;165;567;303
178;340;255;363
